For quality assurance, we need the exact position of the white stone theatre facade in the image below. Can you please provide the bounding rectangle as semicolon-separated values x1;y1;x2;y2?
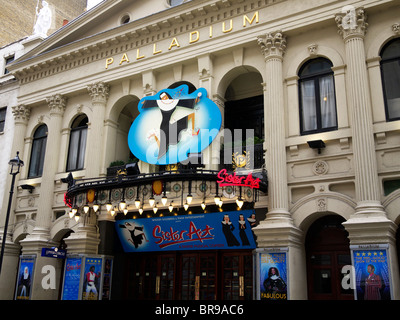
0;0;399;300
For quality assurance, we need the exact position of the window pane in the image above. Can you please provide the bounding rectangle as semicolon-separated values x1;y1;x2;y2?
29;137;47;177
319;75;337;128
300;80;317;132
382;61;400;119
381;39;400;60
77;128;87;169
29;125;47;178
37;139;46;176
67;130;80;171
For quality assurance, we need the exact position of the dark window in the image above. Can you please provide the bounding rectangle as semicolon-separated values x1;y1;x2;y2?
28;125;48;178
0;107;6;132
299;58;338;135
66;115;88;171
4;55;14;75
380;38;400;121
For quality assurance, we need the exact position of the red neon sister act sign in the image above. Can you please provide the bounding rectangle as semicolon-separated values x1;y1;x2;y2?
217;169;260;189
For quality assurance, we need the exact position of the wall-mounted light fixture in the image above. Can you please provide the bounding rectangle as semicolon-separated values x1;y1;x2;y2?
21;184;35;193
307;139;326;154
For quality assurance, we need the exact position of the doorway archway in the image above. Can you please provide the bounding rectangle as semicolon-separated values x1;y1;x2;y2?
305;215;353;300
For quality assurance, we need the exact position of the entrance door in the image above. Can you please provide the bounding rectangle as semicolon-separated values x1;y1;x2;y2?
179;252;217;300
306;215;354;300
125;250;252;300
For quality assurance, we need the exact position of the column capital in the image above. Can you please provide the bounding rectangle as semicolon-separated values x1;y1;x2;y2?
257;31;286;61
11;104;31;124
46;94;67;116
335;6;368;40
87;81;110;104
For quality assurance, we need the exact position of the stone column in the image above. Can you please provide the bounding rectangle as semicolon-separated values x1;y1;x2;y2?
336;7;399;299
257;31;290;221
86;81;110;177
254;32;305;299
0;105;30;299
24;94;66;244
335;8;384;215
19;95;66;300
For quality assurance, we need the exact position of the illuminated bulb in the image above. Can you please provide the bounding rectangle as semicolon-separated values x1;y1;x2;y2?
135;199;141;209
93;203;99;213
139;207;143;215
236;198;244;209
218;199;223;207
110;207;116;216
214;195;220;205
153;205;158;214
69;210;75;219
72;206;78;215
83;204;90;214
161;195;168;206
74;213;80;222
184;202;189;211
201;202;206;210
106;202;113;212
186;194;193;205
119;201;127;211
168;202;173;213
149;196;155;207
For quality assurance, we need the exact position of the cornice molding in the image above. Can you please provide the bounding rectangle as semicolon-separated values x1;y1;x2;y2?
11;0;286;84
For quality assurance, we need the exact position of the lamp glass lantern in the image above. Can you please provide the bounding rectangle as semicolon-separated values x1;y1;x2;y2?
8;152;24;174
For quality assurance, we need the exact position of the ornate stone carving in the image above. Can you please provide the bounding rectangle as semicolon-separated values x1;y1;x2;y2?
46;94;67;116
317;198;327;212
257;31;287;60
392;23;400;35
12;105;31;124
308;43;318;56
87;81;110;103
335;6;368;39
313;160;329;175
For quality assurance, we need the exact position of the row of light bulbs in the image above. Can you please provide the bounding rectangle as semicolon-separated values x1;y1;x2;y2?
69;193;245;221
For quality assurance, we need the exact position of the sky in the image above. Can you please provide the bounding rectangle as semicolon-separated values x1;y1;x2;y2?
87;0;104;10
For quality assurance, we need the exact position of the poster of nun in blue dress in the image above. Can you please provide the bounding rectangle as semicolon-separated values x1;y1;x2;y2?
15;256;35;300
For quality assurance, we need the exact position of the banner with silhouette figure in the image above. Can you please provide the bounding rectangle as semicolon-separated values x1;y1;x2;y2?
115;210;257;252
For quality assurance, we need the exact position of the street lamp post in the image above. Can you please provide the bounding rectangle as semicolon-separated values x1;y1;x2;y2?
0;152;24;276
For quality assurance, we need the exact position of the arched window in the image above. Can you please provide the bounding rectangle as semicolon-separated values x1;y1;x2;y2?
66;115;88;171
298;58;337;135
380;38;400;121
28;124;48;178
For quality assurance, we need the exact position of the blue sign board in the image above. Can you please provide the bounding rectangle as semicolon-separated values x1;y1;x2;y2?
128;84;222;165
115;210;257;253
41;247;66;259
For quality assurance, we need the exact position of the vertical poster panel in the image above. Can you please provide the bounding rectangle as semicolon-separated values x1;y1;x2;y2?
82;257;103;300
61;256;83;300
254;249;288;300
15;256;35;300
352;246;392;300
102;258;113;300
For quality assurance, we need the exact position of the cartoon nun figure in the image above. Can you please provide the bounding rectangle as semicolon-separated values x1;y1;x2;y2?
142;91;201;159
221;214;240;247
238;214;250;246
120;221;148;248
